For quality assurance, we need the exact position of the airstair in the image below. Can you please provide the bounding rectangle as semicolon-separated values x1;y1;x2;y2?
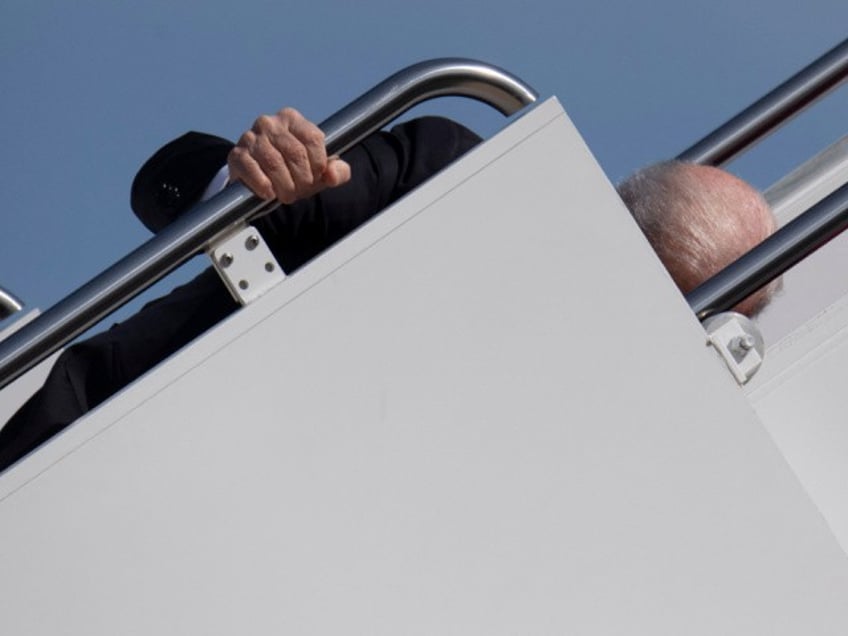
1;49;848;634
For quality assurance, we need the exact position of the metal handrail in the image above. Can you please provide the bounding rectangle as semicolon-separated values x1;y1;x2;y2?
675;38;848;321
678;38;848;166
686;182;848;319
0;58;537;390
0;287;23;321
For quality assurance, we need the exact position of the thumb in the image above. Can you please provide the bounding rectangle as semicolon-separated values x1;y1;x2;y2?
322;156;352;187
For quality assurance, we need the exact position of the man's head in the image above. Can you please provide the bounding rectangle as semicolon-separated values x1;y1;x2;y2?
617;160;777;316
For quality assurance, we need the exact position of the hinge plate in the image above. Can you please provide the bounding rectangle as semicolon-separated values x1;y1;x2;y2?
208;225;286;306
702;312;765;385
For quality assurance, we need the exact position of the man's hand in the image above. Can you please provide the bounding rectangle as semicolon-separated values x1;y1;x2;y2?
228;108;351;204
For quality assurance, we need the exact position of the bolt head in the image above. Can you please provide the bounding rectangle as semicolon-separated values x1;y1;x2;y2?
729;333;757;357
738;334;756;351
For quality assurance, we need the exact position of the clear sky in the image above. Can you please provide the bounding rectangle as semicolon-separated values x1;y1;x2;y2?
1;0;847;327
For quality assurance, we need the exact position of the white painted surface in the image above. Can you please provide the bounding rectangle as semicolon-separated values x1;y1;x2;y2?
756;231;848;345
0;310;60;427
1;100;847;635
756;136;848;345
748;292;848;555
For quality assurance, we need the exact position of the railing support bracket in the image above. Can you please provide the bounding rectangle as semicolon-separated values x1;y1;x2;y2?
703;312;765;385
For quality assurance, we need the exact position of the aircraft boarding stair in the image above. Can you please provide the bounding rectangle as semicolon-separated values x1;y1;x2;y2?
1;54;848;634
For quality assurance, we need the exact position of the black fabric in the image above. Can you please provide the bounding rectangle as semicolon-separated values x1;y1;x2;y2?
132;117;481;272
0;117;480;472
0;269;237;471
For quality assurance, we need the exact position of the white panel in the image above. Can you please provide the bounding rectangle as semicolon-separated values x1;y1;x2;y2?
1;100;847;635
756;235;848;343
0;310;60;426
748;292;848;555
758;136;848;342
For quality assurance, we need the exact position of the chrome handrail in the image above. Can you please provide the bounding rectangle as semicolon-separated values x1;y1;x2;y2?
675;38;848;321
0;58;537;390
686;182;848;319
678;38;848;166
0;287;23;321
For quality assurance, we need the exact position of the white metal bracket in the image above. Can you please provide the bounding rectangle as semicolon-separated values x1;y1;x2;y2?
207;225;286;306
702;311;765;385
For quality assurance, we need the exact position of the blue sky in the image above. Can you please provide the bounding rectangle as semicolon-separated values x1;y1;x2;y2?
1;0;847;324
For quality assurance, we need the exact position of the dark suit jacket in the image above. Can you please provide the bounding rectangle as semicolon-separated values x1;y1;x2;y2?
132;117;480;272
0;117;480;471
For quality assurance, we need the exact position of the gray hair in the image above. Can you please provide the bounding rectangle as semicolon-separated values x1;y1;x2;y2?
617;160;778;316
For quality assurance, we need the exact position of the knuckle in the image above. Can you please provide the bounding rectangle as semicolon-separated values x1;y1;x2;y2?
254;145;283;169
235;131;255;147
227;147;248;168
279;137;309;167
304;126;325;148
253;114;275;132
291;146;310;169
279;107;301;122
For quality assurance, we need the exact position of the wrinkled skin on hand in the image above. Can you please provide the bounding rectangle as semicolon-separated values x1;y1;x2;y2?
227;107;351;204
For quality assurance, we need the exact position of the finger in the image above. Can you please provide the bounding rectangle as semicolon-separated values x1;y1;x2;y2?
252;135;299;204
248;114;310;202
227;143;275;200
266;130;314;198
285;109;328;181
322;156;351;187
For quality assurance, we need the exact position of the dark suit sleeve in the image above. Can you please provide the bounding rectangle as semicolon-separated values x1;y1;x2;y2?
256;116;481;272
131;117;481;272
0;268;236;473
0;117;481;472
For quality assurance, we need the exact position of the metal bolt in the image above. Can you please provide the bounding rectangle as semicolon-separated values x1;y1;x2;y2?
730;334;756;356
265;262;275;272
219;253;234;268
238;280;249;290
737;334;756;351
245;235;260;251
